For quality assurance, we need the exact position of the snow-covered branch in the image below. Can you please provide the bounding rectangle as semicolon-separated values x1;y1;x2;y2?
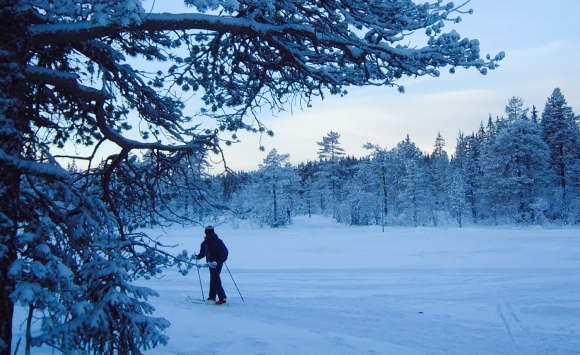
26;66;110;102
28;13;315;46
93;99;215;152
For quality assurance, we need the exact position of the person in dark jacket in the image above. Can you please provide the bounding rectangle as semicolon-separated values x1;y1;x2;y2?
196;226;228;305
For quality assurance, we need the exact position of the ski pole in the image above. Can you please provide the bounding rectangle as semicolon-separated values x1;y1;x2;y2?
224;262;244;302
195;259;205;301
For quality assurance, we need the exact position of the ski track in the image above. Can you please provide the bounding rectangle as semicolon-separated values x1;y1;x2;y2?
505;301;530;335
146;267;580;355
496;301;516;343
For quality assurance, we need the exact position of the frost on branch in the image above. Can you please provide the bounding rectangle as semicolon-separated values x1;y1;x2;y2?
185;0;240;13
24;0;147;26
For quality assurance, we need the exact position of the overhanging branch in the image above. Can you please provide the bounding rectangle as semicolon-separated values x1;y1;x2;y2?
93;99;216;153
26;66;111;102
29;13;315;46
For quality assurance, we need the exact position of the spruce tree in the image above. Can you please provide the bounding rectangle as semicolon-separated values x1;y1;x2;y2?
392;136;433;226
448;170;470;227
540;88;580;220
505;96;527;123
481;112;551;223
429;133;450;223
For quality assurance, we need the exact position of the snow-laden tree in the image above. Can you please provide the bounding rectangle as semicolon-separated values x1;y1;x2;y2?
317;131;346;162
258;149;300;227
531;105;540;124
427;132;450;223
335;149;379;226
447;169;470;227
451;131;481;223
390;136;434;226
480;113;551;224
296;161;320;217
464;131;487;222
229;149;298;227
505;96;528;123
540;88;580;221
0;0;502;353
314;131;349;216
355;143;395;230
338;178;380;226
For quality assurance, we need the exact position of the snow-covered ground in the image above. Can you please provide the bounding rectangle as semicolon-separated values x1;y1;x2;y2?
13;216;580;354
144;216;580;355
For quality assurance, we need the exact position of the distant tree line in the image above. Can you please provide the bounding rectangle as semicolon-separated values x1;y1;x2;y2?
203;88;579;227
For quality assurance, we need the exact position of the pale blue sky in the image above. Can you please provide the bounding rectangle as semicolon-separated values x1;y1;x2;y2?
205;0;580;170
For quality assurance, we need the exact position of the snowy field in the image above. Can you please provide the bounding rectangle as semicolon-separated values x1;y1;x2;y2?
14;216;580;354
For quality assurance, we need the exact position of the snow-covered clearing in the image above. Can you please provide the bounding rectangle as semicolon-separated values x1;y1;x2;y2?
14;216;580;354
144;216;580;355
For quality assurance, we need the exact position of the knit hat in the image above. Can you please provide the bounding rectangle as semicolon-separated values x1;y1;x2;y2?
204;225;214;234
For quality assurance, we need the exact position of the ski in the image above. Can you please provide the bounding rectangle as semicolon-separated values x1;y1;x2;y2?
186;296;207;304
186;296;229;306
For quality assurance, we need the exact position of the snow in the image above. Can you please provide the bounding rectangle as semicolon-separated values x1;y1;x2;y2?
13;215;580;354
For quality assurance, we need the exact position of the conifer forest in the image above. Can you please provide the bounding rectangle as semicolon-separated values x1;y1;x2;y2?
187;89;580;229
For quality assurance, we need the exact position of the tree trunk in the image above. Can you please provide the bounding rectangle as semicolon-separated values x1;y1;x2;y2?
272;183;278;227
381;165;388;232
307;187;311;218
0;3;28;354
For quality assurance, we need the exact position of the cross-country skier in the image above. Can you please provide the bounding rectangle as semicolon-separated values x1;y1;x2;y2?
196;226;228;305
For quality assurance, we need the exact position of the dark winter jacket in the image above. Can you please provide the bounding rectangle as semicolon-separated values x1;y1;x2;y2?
197;232;228;263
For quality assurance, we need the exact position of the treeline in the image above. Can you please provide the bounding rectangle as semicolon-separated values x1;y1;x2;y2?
199;88;578;228
102;88;579;228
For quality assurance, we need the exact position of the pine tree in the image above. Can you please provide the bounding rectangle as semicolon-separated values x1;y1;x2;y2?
317;131;346;162
315;132;348;217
